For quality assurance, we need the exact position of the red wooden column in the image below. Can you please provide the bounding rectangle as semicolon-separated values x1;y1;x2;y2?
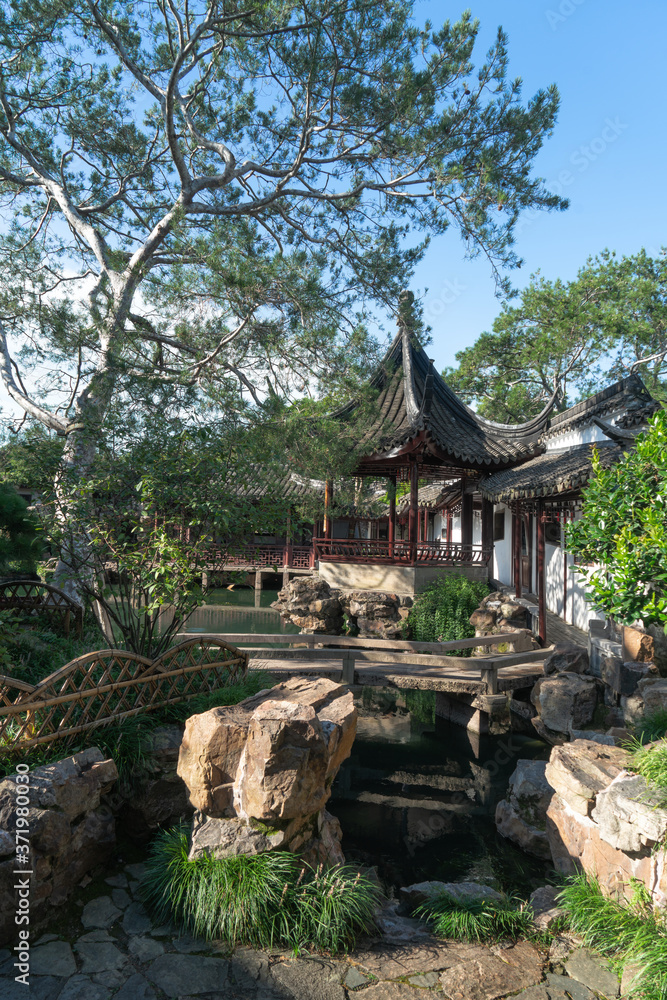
461;492;473;549
324;479;333;541
388;474;396;559
537;500;547;645
423;506;429;543
514;501;522;598
408;459;418;563
446;509;452;546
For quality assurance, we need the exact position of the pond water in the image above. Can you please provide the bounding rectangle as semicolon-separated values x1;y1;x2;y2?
182;587;300;637
329;688;551;897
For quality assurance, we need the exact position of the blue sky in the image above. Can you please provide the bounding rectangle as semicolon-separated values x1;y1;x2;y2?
413;0;667;371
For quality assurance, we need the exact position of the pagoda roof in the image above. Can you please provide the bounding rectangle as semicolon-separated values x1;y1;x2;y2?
335;323;554;473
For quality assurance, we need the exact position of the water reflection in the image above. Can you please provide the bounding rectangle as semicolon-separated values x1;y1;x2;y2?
329;687;550;895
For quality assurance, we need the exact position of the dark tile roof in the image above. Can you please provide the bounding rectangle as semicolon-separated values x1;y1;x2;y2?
479;443;624;503
335;327;553;469
546;375;659;435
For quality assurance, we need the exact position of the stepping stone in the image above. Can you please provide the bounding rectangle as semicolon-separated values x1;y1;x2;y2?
354;940;479;980
77;931;113;944
149;922;176;937
565;948;620;998
357;985;420;999
147;954;229;995
407;972;439;987
92;971;127;989
344;966;371;989
31;941;77;978
81;896;122;929
270;957;347;1000
230;949;271;989
111;888;132;910
55;976;111;1000
129;936;165;962
122;902;153;934
33;935;59;946
126;863;147;879
516;974;595;1000
0;976;62;1000
75;941;129;975
113;974;157;1000
105;874;129;888
440;940;544;1000
173;934;208;953
128;880;142;896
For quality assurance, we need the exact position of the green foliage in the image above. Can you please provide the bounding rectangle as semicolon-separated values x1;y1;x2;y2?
406;575;488;652
566;411;667;629
557;871;667;1000
141;827;382;952
415;890;534;943
0;613;103;686
623;738;667;807
444;249;667;421
0;426;63;497
0;482;42;577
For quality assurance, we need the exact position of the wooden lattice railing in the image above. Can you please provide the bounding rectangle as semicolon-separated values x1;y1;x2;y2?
0;637;248;751
0;580;84;639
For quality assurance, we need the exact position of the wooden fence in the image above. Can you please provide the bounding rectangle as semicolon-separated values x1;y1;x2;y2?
0;637;248;751
0;579;84;639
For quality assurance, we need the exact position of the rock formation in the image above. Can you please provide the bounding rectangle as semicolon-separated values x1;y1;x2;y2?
544;739;667;908
272;576;412;639
495;760;552;859
468;592;538;655
0;748;118;946
177;676;357;866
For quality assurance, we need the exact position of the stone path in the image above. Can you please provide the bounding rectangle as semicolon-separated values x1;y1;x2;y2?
0;862;621;1000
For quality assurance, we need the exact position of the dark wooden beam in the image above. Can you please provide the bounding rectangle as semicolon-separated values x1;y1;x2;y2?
388;474;396;559
514;501;522;599
324;479;333;541
408;459;418;562
537;500;547;645
462;491;473;549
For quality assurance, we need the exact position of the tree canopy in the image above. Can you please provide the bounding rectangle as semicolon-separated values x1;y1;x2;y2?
444;249;667;422
567;411;667;630
0;0;566;472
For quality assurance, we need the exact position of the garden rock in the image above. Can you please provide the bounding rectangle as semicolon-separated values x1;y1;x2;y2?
399;880;502;911
178;676;355;864
531;673;598;737
637;677;667;714
81;896;122;929
495;760;552;859
31;941;77;978
515;974;595;1000
271;577;344;633
543;644;590;677
544;740;628;816
564;948;619;998
591;772;667;851
270;956;348;1000
112;975;156;1000
118;726;191;840
439;940;543;1000
146;954;229;995
529;886;565;931
342;590;404;640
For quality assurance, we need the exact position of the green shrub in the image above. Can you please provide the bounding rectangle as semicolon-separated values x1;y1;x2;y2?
140;827;382;952
633;709;667;744
415;890;534;943
406;575;488;653
557;871;667;1000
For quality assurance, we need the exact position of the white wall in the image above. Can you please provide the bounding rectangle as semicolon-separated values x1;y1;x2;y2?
492;505;512;585
545;407;626;453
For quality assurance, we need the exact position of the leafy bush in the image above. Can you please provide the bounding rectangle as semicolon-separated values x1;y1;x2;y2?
415;890;534;943
558;871;667;1000
406;575;489;653
566;410;667;629
141;827;382;952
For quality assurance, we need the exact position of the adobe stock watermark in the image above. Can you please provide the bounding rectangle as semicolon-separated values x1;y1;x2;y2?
545;0;587;31
403;730;525;856
423;278;468;322
514;116;628;238
12;763;32;985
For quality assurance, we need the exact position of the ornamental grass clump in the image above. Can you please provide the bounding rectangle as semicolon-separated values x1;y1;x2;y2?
140;827;382;953
414;890;534;943
624;737;667;808
557;871;667;1000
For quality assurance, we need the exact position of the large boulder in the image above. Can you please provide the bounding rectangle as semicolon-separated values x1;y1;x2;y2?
176;676;356;865
591;772;667;852
117;726;192;840
271;576;344;633
495;760;553;859
530;673;598;738
544;739;627;816
339;589;404;640
543;644;590;677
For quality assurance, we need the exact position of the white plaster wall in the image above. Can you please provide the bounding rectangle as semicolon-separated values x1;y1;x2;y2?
451;515;462;544
434;512;443;538
473;510;482;546
545;407;626;452
492;505;512;585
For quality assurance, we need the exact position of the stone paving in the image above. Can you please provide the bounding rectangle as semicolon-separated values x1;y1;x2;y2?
0;861;622;1000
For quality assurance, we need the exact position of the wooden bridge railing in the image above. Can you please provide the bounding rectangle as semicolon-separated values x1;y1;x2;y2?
313;538;491;566
0;637;248;751
175;631;550;694
0;580;84;638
